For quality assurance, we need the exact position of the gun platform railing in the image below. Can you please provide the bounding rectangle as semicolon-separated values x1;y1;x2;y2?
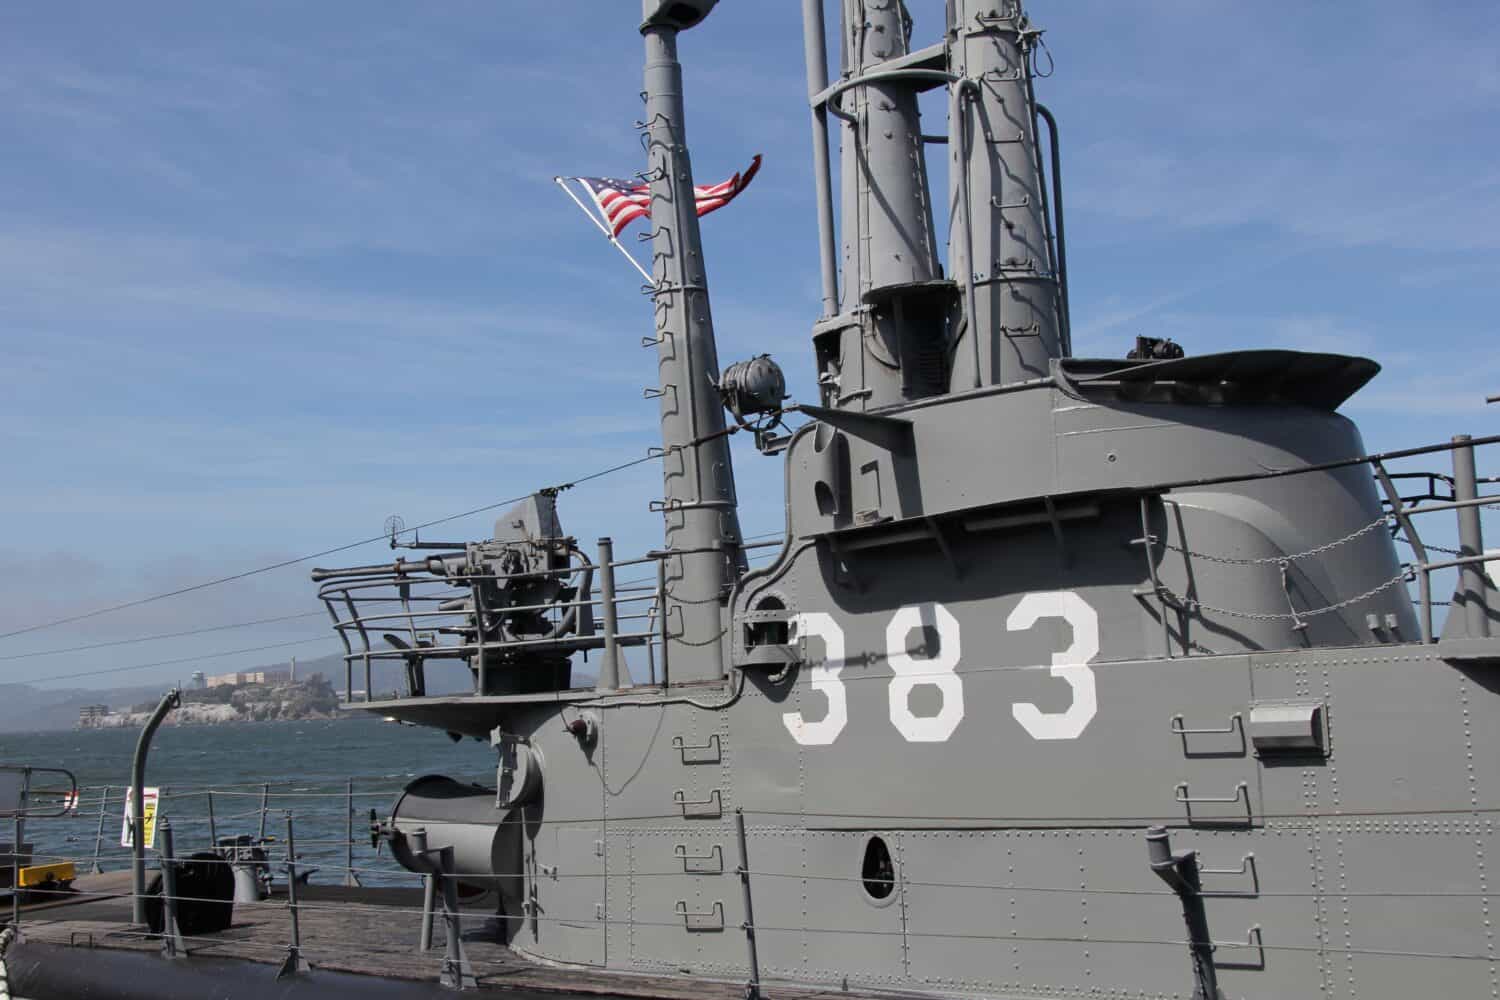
316;539;782;703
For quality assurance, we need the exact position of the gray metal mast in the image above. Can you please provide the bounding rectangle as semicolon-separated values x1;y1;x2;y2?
947;0;1064;388
827;0;951;410
640;0;743;682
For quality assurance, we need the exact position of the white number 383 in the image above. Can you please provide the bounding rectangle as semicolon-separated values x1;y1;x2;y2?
780;592;1099;746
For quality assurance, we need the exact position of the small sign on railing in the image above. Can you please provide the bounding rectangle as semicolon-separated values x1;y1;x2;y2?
120;788;160;849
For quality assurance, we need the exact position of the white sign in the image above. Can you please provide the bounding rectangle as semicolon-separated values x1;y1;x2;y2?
120;787;160;849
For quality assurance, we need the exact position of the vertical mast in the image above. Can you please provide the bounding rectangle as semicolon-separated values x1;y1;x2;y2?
947;0;1064;388
640;0;743;682
834;0;951;410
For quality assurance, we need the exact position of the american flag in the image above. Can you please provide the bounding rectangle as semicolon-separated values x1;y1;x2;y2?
574;155;762;237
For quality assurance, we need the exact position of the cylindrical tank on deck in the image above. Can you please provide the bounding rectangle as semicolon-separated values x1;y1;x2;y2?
386;775;518;884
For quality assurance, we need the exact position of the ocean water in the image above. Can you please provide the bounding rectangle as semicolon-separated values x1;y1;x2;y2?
0;717;499;886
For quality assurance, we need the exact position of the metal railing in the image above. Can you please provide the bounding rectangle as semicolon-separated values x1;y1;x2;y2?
25;801;1500;994
1134;432;1498;650
315;538;781;704
1373;435;1498;644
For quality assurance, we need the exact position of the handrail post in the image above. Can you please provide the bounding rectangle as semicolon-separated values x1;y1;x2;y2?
157;817;186;958
735;808;763;1000
91;785;110;874
344;778;361;888
436;845;476;990
131;689;180;927
657;555;670;688
413;828;436;952
11;769;29;927
472;582;488;696
276;812;308;978
597;538;621;690
1452;435;1491;637
206;790;217;849
257;784;269;842
1374;460;1433;643
1137;495;1175;657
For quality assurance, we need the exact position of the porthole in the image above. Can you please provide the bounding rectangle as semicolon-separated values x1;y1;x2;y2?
861;835;895;901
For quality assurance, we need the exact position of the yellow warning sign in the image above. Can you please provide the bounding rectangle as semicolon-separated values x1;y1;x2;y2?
120;788;160;849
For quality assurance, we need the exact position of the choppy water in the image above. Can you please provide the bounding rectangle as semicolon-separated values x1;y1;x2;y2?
0;717;498;886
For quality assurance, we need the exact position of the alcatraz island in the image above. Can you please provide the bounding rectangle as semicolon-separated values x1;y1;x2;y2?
75;662;343;729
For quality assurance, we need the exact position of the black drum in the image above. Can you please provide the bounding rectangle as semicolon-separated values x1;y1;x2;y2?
144;851;234;936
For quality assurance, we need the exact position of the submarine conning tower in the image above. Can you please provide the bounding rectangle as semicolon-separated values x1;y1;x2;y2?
728;0;1424;663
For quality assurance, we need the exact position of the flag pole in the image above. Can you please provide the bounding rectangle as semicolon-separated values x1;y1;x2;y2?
553;177;655;284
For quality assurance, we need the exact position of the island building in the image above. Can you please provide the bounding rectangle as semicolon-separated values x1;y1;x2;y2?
203;669;291;689
76;705;110;729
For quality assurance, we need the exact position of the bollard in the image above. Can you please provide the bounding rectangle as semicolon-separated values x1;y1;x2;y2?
275;813;309;979
157;817;186;959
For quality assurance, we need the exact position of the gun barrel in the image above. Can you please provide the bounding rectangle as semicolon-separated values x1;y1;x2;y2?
310;556;461;582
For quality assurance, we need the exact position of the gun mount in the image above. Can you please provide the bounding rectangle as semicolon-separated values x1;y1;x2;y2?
313;494;603;700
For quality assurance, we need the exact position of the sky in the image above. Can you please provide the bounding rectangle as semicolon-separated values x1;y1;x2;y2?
1;1;1497;691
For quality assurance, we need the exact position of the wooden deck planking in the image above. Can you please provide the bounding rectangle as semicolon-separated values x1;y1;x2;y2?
13;874;875;1000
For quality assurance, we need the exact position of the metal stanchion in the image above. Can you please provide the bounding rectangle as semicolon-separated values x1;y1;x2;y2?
412;829;435;952
735;808;763;1000
435;845;475;990
344;778;361;888
257;784;270;841
10;770;29;928
1453;434;1492;638
408;826;474;989
598;537;621;690
275;813;309;979
157;818;186;959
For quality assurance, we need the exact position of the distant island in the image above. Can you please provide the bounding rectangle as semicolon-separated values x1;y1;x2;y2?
76;672;344;729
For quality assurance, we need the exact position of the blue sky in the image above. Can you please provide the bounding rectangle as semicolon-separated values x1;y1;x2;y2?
2;1;1496;689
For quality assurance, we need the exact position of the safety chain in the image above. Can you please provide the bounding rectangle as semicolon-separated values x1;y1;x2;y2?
1156;511;1392;566
664;589;727;606
670;627;730;648
1403;538;1465;556
1155;568;1412;623
1395;501;1500;556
